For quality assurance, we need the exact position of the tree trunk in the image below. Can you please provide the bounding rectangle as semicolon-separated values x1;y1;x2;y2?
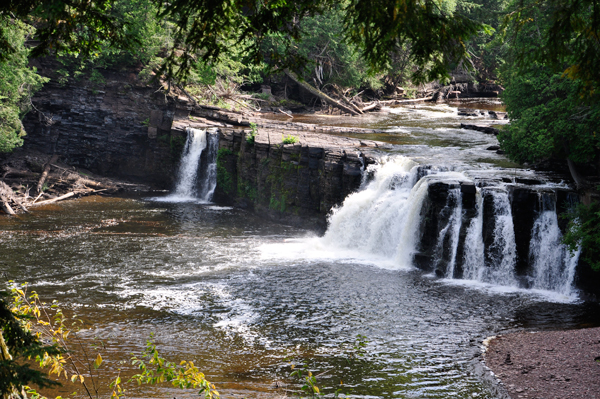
331;85;364;114
567;158;588;190
36;154;59;194
283;70;360;116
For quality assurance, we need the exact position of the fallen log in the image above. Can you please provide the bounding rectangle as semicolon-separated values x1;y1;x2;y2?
36;154;59;194
362;102;382;112
29;192;75;207
278;108;293;118
0;195;16;215
2;167;38;179
332;85;364;115
284;70;360;116
394;96;434;104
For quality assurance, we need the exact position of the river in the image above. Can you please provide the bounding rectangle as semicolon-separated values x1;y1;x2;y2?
2;101;600;399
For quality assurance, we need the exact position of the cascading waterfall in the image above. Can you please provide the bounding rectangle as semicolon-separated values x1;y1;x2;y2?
529;193;580;296
317;155;580;298
320;156;421;265
165;127;217;202
461;190;485;281
435;188;463;278
481;190;518;286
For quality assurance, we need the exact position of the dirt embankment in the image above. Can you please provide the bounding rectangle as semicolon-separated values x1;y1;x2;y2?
484;327;600;399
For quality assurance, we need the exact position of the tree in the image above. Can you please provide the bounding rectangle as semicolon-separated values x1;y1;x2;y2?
0;1;483;83
0;290;60;399
0;0;137;62
503;0;600;97
498;0;600;186
0;19;48;153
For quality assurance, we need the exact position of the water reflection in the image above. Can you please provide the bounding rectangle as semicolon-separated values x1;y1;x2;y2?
1;197;598;398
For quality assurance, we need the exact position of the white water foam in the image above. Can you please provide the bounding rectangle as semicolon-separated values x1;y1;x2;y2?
436;188;463;278
150;127;218;203
260;154;580;300
529;193;580;297
462;190;485;281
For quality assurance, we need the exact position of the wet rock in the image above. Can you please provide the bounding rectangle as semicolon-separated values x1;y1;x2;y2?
486;145;500;151
508;186;540;278
415;180;461;274
458;108;481;116
213;127;378;230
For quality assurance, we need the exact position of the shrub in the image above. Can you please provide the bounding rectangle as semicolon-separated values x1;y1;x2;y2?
282;134;299;144
246;122;258;144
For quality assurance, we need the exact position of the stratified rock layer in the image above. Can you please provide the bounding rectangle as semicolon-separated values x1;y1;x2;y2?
210;126;382;230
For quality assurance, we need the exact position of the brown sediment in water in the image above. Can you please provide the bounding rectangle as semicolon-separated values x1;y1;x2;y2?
484;327;600;399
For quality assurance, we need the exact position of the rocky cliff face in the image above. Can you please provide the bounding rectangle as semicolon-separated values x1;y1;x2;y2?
207;127;384;230
22;59;188;187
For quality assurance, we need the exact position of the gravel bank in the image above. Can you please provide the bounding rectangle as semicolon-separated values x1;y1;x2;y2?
484;327;600;399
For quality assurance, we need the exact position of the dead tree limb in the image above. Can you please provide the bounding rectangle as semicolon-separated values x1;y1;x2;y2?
30;192;75;207
278;108;293;118
331;85;364;114
0;196;16;215
36;154;59;194
283;70;360;116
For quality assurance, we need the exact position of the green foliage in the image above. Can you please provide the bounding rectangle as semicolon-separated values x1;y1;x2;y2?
89;70;106;86
252;93;271;101
131;335;219;399
0;287;60;399
502;0;600;98
282;135;300;145
246;123;258;145
344;0;481;84
563;202;600;271
0;0;138;62
498;68;600;164
263;5;372;89
3;283;221;399
0;20;48;153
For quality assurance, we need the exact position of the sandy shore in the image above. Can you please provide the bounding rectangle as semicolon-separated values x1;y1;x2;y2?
484;327;600;399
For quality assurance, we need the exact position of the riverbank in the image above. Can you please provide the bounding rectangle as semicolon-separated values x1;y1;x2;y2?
0;148;151;214
484;327;600;399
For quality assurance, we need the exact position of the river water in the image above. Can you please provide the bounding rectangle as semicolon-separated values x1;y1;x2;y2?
2;102;600;399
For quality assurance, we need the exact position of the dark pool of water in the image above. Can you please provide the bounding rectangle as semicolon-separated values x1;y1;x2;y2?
2;196;598;398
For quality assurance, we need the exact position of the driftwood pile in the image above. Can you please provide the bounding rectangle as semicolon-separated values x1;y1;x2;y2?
0;155;117;215
283;70;383;116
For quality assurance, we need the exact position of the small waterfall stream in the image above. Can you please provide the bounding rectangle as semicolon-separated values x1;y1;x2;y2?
163;127;217;202
528;193;580;296
318;155;581;298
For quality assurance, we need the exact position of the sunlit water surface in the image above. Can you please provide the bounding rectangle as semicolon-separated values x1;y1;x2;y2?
2;196;599;399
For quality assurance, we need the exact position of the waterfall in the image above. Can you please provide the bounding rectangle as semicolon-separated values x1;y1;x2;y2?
462;190;485;281
295;154;581;298
163;127;217;202
529;193;580;296
483;190;518;286
319;157;466;269
320;156;421;265
435;188;463;278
